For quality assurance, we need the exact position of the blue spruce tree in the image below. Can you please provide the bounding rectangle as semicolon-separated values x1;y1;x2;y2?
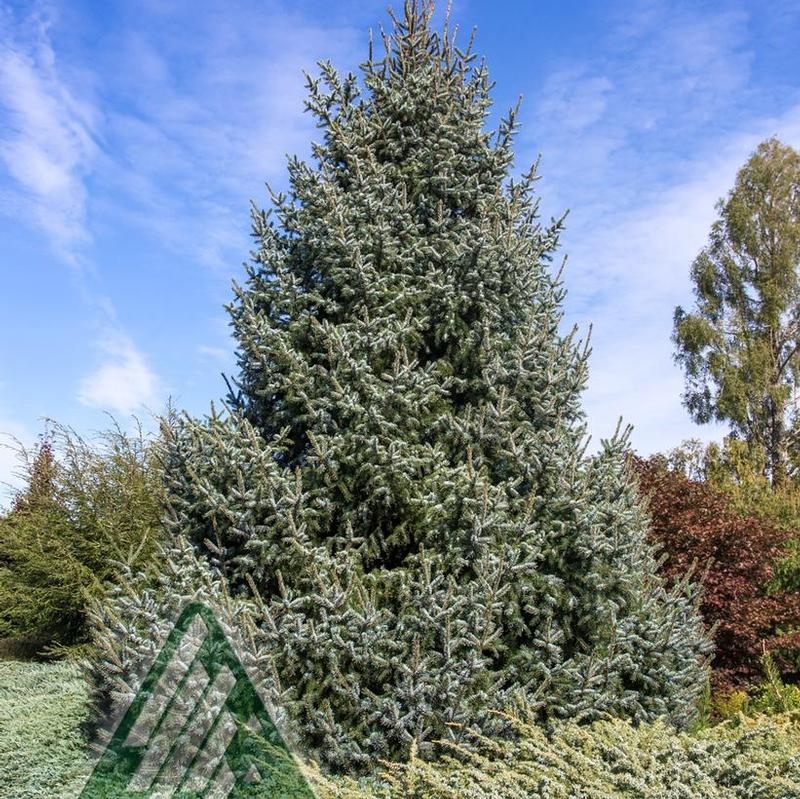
163;1;711;771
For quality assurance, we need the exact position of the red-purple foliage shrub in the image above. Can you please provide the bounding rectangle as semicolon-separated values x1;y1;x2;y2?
633;455;800;689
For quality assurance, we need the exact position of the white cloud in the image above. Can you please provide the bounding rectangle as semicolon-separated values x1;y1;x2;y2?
515;0;800;455
197;345;231;362
78;334;161;415
0;425;30;508
90;4;364;272
524;1;751;219
537;72;613;133
0;4;99;261
568;104;800;455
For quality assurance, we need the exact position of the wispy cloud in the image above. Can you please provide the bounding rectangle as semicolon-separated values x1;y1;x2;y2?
78;333;161;415
0;0;366;491
0;375;38;507
0;1;364;271
92;3;364;271
519;0;799;454
0;3;99;261
197;345;231;363
526;0;752;216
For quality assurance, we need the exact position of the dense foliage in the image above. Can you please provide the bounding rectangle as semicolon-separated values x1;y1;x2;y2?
673;138;800;485
0;661;91;799
634;456;800;688
664;437;800;593
6;658;800;799
162;2;710;771
323;714;800;799
7;4;800;797
0;422;164;657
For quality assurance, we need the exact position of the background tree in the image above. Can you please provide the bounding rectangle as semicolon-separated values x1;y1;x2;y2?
633;455;800;689
674;138;800;486
0;421;163;658
661;436;800;594
163;1;710;771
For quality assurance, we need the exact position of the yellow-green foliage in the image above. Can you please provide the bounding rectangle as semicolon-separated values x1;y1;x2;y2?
751;652;800;715
315;713;800;799
705;438;800;531
711;689;751;719
701;653;800;724
703;438;800;593
5;660;800;798
665;437;800;526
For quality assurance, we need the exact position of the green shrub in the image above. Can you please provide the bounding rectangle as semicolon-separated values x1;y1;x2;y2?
750;652;800;716
339;713;800;799
0;661;91;799
696;651;800;726
0;419;165;658
709;688;750;720
664;437;800;593
6;658;800;798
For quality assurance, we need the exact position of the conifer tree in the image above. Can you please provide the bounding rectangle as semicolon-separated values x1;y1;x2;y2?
163;2;711;770
1;424;162;656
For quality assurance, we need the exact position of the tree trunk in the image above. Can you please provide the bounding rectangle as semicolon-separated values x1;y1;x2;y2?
769;399;788;487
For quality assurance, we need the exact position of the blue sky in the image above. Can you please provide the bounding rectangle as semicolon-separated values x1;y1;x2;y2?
1;0;799;502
